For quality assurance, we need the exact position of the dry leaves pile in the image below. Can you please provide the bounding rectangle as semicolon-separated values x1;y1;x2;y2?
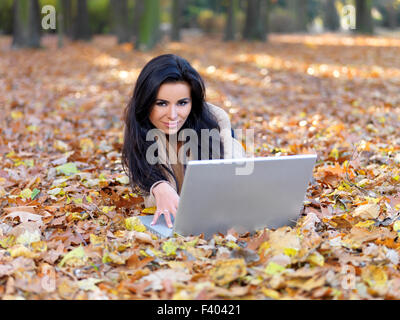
0;32;400;300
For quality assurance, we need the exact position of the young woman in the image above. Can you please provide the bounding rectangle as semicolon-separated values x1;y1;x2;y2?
122;54;245;228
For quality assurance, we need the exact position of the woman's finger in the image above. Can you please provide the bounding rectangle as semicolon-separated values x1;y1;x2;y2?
163;210;173;228
171;207;177;219
151;210;161;226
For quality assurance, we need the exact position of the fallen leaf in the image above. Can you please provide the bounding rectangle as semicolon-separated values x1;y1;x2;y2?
58;246;87;268
353;203;380;219
5;211;43;224
209;259;247;286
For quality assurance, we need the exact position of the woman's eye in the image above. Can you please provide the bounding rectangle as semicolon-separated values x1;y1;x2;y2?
156;101;188;106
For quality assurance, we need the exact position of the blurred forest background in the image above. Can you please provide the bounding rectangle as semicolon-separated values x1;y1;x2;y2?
2;0;400;50
2;0;400;300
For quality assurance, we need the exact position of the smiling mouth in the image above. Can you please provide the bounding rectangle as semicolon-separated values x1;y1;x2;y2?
163;122;179;128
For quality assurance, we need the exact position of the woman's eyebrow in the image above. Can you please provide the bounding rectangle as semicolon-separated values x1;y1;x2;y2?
156;98;190;102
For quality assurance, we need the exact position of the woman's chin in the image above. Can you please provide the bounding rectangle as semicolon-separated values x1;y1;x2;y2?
163;127;179;135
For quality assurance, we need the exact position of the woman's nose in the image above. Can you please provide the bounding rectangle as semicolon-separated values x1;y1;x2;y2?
167;104;178;120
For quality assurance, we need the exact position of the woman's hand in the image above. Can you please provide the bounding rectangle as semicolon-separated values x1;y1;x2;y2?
151;182;180;228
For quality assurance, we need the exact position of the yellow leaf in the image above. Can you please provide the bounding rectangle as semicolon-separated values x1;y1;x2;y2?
0;235;15;249
261;288;280;299
102;250;126;264
142;206;156;214
66;211;89;221
72;198;83;204
80;138;95;152
284;248;298;257
306;252;324;267
361;265;388;287
0;186;5;198
101;206;115;214
47;188;65;197
55;162;79;176
77;278;103;291
355;220;375;228
89;234;105;246
162;239;179;256
6;151;16;159
209;259;247;286
59;246;87;268
287;275;326;292
24;159;34;168
265;262;286;275
26;125;38;132
8;244;40;259
364;197;380;204
54;140;69;152
140;249;150;257
125;217;146;232
19;188;32;200
226;241;240;250
31;241;47;252
393;220;400;232
258;241;270;255
167;261;187;269
16;229;41;245
329;147;339;160
11;111;23;120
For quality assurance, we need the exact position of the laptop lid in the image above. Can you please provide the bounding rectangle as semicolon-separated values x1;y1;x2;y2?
140;154;317;239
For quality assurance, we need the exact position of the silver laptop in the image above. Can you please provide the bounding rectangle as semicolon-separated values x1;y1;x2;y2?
138;154;317;239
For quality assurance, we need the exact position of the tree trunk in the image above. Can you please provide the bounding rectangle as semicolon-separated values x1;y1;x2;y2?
224;0;238;41
243;0;257;40
259;0;269;42
288;0;307;32
297;0;308;32
324;0;340;31
73;0;91;41
61;0;73;38
355;0;373;34
111;0;130;43
243;0;261;41
386;3;397;29
135;0;160;51
133;0;145;47
12;0;41;49
243;0;268;41
171;0;185;42
57;0;64;48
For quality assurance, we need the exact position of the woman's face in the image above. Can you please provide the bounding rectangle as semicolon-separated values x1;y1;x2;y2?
149;81;192;135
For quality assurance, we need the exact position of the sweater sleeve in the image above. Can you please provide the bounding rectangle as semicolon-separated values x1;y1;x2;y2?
232;137;246;158
206;103;247;159
142;179;177;208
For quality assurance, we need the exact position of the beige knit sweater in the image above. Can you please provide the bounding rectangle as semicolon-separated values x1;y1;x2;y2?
141;102;246;208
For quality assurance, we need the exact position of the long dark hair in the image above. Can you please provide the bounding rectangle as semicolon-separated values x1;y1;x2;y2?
121;54;224;195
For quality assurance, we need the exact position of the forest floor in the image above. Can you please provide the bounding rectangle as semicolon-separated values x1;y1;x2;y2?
0;31;400;299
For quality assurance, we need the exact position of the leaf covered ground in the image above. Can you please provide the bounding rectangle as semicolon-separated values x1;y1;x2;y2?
0;32;400;300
